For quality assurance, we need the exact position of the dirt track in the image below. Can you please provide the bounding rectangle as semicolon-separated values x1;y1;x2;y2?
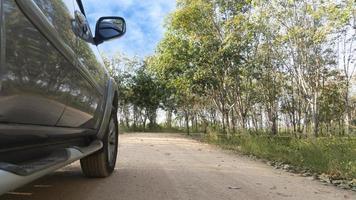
1;133;355;200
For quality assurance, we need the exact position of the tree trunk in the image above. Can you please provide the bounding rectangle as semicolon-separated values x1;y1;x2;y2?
133;106;138;129
231;110;237;133
143;116;147;131
225;110;230;135
271;115;278;136
166;109;173;129
311;93;319;137
344;85;350;135
184;110;190;135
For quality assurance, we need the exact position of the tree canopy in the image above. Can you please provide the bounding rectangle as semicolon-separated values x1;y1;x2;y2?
110;0;356;136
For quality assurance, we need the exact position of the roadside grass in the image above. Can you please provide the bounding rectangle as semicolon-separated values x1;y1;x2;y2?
120;125;185;134
204;132;356;180
121;125;356;180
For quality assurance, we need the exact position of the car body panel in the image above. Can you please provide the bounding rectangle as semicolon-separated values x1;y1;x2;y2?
58;1;109;129
0;0;69;126
29;0;106;129
0;0;122;194
0;0;115;148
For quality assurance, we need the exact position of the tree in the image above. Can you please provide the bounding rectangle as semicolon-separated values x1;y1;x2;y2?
142;0;355;137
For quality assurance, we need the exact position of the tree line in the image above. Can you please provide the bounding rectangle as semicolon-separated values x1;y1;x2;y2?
109;0;356;137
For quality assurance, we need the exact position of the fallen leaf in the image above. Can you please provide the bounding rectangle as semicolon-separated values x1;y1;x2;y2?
228;186;241;190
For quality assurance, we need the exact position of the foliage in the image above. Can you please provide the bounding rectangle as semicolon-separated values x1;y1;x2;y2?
104;53;164;130
147;0;356;136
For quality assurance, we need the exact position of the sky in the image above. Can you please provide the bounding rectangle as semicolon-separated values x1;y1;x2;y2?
82;0;176;58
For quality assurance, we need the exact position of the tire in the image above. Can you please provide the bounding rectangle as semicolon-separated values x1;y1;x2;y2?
80;111;118;178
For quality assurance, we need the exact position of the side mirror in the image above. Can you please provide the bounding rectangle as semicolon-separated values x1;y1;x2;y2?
94;17;126;45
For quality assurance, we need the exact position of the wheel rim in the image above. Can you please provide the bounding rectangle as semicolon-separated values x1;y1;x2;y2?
107;119;117;166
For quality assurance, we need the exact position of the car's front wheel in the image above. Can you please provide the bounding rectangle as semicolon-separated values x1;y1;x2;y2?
80;112;118;178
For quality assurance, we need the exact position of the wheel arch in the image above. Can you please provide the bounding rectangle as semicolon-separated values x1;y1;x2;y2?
96;78;118;140
113;90;119;113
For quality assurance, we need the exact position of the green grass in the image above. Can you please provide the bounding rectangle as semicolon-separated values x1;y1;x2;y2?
204;132;356;179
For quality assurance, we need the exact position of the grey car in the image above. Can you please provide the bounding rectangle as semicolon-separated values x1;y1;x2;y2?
0;0;126;195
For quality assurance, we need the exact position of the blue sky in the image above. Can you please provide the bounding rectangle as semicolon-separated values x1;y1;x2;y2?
82;0;176;58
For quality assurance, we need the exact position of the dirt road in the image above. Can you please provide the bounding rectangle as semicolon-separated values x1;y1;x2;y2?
1;133;354;200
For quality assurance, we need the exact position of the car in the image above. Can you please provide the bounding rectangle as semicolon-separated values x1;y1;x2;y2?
0;0;126;195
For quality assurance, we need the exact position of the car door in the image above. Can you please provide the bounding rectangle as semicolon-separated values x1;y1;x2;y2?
55;1;108;129
28;0;101;129
0;0;73;126
3;0;104;130
0;0;106;129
